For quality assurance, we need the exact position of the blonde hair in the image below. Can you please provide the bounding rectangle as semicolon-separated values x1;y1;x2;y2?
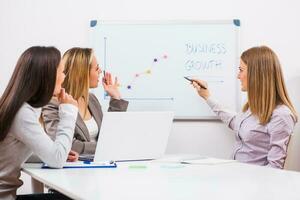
62;47;93;116
242;46;297;124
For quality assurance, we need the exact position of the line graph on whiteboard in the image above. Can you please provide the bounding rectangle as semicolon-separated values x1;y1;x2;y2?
101;37;227;101
102;37;174;101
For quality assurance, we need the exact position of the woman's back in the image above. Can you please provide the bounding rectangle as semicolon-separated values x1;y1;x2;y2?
0;102;77;200
0;104;40;199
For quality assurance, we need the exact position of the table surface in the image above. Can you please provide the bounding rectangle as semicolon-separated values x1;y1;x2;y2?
23;158;300;200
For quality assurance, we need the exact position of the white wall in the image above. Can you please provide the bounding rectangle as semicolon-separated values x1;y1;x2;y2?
1;0;300;158
1;0;299;156
1;0;300;194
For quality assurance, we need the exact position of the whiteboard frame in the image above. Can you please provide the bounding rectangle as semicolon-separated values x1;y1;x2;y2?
89;20;241;120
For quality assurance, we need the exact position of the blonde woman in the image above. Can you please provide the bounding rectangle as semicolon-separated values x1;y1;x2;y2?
190;46;297;169
42;48;128;155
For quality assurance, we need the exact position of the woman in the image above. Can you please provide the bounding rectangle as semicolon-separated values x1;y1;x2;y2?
191;46;297;169
0;46;78;199
42;48;128;155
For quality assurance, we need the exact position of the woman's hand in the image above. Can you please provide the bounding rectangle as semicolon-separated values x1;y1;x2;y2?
191;79;211;100
57;88;78;107
67;150;79;162
102;72;121;100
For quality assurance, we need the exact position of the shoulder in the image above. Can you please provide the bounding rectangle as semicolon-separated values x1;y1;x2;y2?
17;103;41;120
268;105;296;128
11;103;40;132
272;105;295;121
89;93;98;101
273;105;293;115
89;93;101;106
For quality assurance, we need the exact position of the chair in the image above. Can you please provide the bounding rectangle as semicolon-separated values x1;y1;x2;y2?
284;77;300;171
284;122;300;171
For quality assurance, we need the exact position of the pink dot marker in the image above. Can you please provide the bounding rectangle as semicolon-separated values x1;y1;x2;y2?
163;54;168;59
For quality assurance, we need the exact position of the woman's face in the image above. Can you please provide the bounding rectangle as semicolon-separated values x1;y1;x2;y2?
53;60;66;96
89;56;101;88
237;59;248;91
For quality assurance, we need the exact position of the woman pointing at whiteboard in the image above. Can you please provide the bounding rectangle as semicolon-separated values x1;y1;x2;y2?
190;46;297;169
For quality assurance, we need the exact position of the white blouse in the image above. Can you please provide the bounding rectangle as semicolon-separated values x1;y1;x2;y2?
84;117;99;142
0;103;78;200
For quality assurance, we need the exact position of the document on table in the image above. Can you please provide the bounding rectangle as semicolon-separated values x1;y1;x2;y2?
153;154;206;163
181;158;237;165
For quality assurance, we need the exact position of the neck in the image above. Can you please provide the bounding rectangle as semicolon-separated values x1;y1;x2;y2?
78;97;89;119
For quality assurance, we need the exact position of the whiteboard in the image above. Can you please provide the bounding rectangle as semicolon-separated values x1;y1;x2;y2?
89;20;240;119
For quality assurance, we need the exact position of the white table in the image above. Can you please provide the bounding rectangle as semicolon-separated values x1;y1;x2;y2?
23;160;300;200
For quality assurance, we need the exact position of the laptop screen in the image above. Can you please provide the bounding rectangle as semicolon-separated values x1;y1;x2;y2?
93;112;174;162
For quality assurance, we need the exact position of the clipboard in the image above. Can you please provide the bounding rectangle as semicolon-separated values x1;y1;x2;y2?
42;161;117;169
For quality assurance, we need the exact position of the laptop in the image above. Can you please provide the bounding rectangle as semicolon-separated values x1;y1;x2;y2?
89;111;174;162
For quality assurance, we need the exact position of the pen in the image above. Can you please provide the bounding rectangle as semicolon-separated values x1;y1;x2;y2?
184;77;207;90
83;160;115;165
103;70;107;84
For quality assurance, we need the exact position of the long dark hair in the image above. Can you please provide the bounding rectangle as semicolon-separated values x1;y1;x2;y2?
0;46;61;141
